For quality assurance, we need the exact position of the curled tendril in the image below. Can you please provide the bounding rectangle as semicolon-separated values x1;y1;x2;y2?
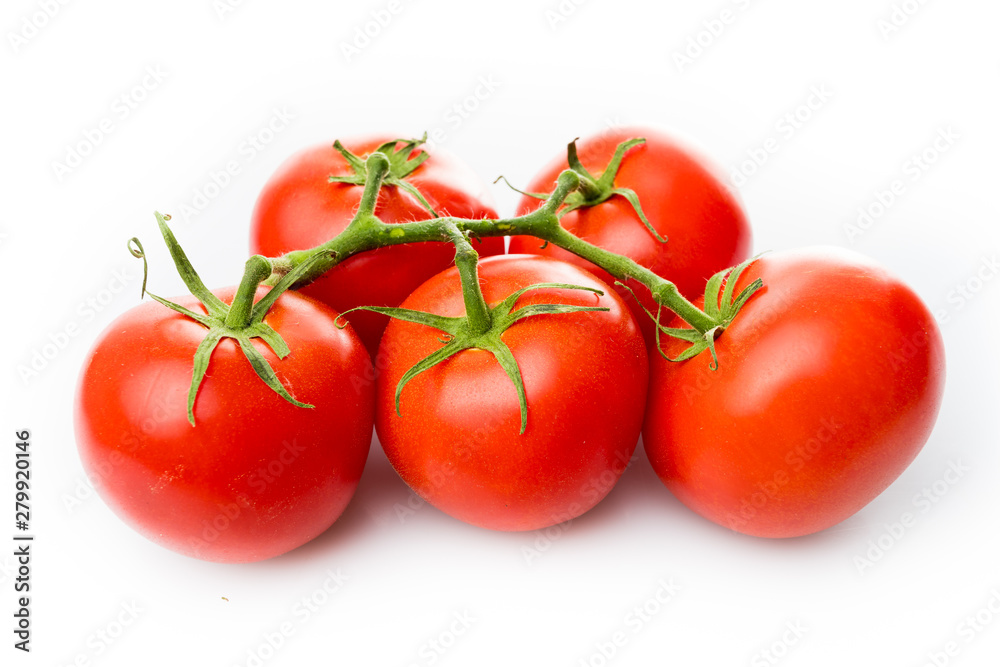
127;237;149;298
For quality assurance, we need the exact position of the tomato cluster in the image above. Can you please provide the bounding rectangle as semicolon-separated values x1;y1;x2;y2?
75;128;945;562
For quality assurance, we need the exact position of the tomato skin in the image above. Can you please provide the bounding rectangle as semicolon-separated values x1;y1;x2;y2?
74;287;374;563
250;137;504;357
642;247;946;538
508;127;751;344
374;255;648;532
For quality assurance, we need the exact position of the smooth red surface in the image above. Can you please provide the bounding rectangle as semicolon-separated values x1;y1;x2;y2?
375;256;649;531
74;287;375;562
250;136;503;357
642;247;946;538
508;126;752;344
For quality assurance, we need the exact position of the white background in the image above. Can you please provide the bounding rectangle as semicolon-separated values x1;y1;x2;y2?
3;0;999;665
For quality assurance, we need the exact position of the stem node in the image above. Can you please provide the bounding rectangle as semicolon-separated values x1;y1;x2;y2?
225;255;272;329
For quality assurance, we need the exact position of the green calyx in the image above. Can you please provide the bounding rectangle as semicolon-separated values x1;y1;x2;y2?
337;282;608;435
501;137;663;243
129;213;333;425
620;255;764;370
328;133;440;218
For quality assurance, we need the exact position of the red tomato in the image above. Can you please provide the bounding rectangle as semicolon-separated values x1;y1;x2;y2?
643;248;946;538
508;127;751;344
74;287;374;562
375;255;648;531
250;137;504;357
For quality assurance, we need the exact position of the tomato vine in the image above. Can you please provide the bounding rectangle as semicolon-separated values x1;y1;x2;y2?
136;135;762;425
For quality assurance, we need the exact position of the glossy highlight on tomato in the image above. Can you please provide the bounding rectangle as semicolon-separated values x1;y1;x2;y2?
642;247;946;538
250;137;504;356
375;255;649;531
75;287;374;562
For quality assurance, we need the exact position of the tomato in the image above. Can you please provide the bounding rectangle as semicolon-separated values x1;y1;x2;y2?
508;126;751;344
74;287;374;562
642;247;946;538
250;136;504;357
374;255;648;531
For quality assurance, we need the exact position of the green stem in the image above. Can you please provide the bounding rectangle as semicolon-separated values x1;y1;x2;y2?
265;156;717;335
445;227;492;335
273;153;393;285
225;255;272;328
540;170;581;216
354;152;391;224
540;227;717;333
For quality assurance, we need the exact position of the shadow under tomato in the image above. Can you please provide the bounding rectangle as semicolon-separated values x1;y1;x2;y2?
252;432;413;567
529;437;864;558
545;438;694;535
265;431;866;570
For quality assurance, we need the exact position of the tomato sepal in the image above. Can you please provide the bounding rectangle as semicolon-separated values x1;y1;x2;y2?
493;174;548;202
616;254;764;369
130;213;341;425
337;281;609;434
558;137;665;243
327;133;440;218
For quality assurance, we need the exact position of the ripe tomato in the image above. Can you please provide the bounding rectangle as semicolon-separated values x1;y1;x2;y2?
250;137;504;357
75;287;374;562
508;126;751;344
643;247;946;538
375;255;648;531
